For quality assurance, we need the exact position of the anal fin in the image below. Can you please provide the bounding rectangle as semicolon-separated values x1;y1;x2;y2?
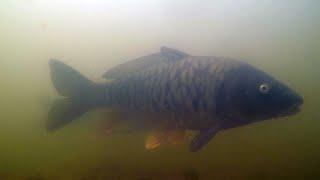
167;130;186;145
145;131;165;150
145;129;186;150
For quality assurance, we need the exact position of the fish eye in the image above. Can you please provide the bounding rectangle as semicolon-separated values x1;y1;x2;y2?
259;83;270;94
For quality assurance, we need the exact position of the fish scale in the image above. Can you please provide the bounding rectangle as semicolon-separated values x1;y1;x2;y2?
106;58;229;116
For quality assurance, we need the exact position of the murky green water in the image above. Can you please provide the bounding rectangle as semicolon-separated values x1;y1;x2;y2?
0;0;319;179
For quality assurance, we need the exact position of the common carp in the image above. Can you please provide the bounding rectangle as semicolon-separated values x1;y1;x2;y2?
47;47;303;152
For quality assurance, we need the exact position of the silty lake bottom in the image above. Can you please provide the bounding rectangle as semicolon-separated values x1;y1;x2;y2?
0;0;319;179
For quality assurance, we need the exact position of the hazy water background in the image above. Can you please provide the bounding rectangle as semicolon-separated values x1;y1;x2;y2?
0;0;319;179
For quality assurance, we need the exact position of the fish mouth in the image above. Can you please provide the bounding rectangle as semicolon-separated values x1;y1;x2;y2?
280;103;302;117
279;93;303;117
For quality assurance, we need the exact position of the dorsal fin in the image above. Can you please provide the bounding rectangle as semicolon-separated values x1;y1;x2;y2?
160;46;189;61
102;47;189;80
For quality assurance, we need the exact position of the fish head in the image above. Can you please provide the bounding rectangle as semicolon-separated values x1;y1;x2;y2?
217;62;303;123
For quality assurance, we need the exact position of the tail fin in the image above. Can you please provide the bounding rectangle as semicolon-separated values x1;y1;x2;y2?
47;59;102;131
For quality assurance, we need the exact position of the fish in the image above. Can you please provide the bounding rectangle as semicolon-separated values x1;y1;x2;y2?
47;47;303;152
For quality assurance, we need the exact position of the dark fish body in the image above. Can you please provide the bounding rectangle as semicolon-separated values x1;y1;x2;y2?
47;47;303;151
103;56;238;130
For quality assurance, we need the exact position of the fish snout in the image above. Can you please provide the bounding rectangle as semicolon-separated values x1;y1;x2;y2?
285;91;303;115
291;91;303;107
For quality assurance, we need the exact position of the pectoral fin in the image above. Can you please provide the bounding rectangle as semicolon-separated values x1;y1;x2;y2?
189;126;220;152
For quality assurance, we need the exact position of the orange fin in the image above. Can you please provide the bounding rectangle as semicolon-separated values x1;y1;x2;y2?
98;118;116;135
145;132;165;150
103;124;113;135
167;130;186;145
98;110;123;135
